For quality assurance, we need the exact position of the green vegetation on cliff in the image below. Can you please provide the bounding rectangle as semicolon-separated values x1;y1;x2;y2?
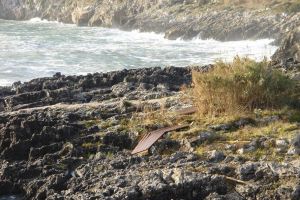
220;0;300;13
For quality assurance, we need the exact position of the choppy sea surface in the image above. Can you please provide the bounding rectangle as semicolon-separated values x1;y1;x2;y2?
0;18;277;86
0;196;22;200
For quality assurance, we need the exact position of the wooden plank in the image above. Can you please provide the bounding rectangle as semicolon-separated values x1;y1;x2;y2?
131;124;189;154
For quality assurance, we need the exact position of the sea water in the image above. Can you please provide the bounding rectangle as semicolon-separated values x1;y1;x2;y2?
0;18;277;86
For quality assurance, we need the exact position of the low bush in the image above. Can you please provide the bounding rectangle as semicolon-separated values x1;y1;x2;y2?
220;0;300;12
286;2;300;13
192;57;299;117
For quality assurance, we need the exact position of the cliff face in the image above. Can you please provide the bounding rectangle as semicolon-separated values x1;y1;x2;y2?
1;2;300;199
0;0;299;42
272;26;300;63
0;0;77;22
1;0;300;66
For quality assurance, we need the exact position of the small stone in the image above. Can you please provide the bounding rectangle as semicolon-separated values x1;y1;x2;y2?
225;144;237;151
276;147;286;153
188;131;215;147
276;139;289;153
276;139;289;148
287;147;297;155
87;125;100;133
150;139;180;155
127;187;140;198
287;147;300;155
236;162;259;181
171;169;184;184
292;134;300;155
292;185;300;200
224;156;234;163
248;138;259;148
237;146;256;154
208;150;225;162
263;139;275;148
53;72;62;78
209;124;232;131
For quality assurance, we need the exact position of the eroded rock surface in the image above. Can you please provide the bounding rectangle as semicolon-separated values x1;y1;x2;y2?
0;0;299;42
272;26;300;63
2;0;300;62
0;66;299;199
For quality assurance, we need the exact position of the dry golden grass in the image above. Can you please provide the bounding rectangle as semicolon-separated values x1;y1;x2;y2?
192;57;299;118
228;0;287;3
127;101;196;142
221;0;273;8
226;121;299;141
128;103;173;131
222;0;266;4
220;0;300;12
126;102;179;141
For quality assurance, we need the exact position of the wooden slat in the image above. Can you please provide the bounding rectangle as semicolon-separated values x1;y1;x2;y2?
131;124;189;154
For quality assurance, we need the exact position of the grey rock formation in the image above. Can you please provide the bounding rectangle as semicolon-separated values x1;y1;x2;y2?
0;0;299;42
208;150;225;162
0;66;299;199
272;27;300;63
292;133;300;155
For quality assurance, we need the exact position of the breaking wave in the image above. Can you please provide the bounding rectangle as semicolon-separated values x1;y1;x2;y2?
0;18;277;86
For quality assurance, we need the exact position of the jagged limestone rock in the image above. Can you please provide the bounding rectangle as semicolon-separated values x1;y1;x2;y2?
272;27;300;63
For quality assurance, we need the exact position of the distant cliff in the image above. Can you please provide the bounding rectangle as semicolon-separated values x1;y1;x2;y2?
1;0;300;62
273;27;300;63
0;0;299;42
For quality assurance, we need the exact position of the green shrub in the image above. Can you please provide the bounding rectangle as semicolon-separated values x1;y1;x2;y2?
192;57;299;117
288;110;300;122
287;2;300;13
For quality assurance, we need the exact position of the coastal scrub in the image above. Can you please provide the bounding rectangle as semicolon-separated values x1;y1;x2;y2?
192;57;299;117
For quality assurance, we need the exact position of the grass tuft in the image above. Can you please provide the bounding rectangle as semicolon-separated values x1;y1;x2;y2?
192;57;299;118
220;0;300;13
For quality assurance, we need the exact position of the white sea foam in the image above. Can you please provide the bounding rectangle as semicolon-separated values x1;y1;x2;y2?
0;80;13;87
27;17;61;24
0;19;278;86
28;17;48;23
0;195;22;200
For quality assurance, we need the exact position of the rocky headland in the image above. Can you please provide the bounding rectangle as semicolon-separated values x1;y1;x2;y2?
1;0;300;62
0;0;299;43
0;0;300;200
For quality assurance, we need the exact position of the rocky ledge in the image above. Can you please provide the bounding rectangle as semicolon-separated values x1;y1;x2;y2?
272;26;300;63
1;0;300;64
0;0;299;43
0;66;300;199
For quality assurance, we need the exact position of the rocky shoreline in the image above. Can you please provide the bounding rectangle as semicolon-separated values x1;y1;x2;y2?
0;65;300;199
0;67;195;199
1;1;300;199
1;0;299;62
0;0;299;43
